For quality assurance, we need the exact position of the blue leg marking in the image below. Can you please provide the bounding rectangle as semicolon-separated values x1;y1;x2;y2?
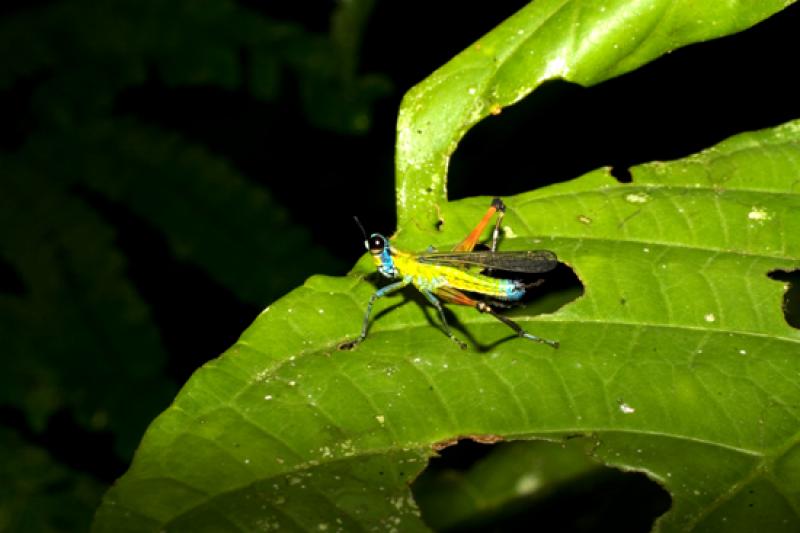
350;280;409;347
475;301;559;349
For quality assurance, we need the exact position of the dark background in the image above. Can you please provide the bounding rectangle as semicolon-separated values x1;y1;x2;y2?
1;1;799;530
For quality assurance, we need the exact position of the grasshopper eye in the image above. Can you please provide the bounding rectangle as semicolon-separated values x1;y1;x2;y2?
368;235;385;254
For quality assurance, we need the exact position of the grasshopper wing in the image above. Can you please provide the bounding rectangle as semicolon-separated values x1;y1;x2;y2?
417;250;558;273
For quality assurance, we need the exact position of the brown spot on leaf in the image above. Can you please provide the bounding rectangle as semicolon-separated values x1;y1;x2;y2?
432;434;504;451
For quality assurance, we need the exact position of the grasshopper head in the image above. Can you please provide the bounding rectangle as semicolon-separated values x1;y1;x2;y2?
366;233;396;279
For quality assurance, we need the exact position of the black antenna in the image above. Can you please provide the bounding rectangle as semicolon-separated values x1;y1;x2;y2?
353;216;368;244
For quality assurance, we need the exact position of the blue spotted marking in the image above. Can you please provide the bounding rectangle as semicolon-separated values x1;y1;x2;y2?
373;236;396;278
503;280;525;301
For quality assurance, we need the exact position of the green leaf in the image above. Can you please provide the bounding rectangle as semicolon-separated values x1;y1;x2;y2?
94;117;800;531
93;2;799;530
395;0;794;233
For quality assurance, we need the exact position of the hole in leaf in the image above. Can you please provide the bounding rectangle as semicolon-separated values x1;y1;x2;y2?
610;165;633;183
412;439;670;532
768;269;800;329
447;5;800;202
519;261;583;315
337;340;359;351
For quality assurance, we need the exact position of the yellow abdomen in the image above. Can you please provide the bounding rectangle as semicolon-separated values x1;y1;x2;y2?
393;253;514;299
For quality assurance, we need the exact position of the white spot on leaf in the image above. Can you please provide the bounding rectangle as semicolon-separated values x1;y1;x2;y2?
625;192;650;204
515;474;541;495
747;207;770;222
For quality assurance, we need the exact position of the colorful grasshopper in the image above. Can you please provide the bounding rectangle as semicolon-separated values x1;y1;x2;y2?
348;198;559;349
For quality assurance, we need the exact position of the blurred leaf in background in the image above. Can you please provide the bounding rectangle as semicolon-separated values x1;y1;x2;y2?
0;0;388;530
0;427;104;532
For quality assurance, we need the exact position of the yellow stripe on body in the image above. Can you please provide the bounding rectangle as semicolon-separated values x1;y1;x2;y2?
393;253;508;298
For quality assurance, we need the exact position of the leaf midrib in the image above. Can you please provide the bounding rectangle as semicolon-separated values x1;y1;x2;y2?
348;302;800;345
515;181;800;204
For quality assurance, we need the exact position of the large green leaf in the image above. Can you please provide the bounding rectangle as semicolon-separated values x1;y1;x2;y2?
396;0;792;232
94;1;799;531
94;118;800;531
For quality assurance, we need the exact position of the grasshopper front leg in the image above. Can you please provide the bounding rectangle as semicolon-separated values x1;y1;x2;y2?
343;279;410;349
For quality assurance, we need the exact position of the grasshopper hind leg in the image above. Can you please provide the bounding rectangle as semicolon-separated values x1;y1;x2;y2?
437;287;559;349
489;197;505;253
420;289;468;350
476;301;559;348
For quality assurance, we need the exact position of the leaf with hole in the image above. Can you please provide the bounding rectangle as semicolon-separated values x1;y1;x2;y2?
93;119;800;531
93;1;800;531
